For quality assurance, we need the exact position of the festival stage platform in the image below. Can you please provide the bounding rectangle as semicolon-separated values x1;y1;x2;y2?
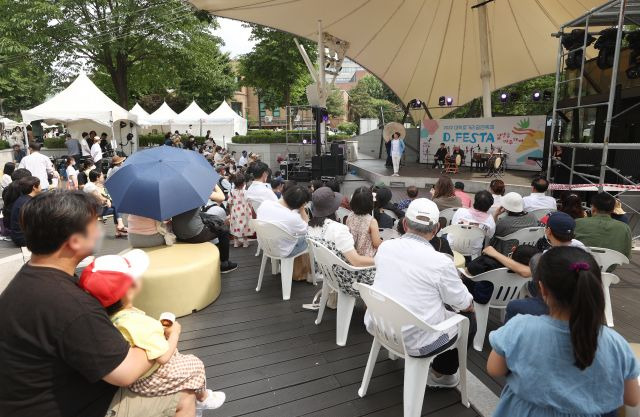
348;157;535;195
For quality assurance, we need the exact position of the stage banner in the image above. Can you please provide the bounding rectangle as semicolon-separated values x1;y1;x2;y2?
419;115;546;171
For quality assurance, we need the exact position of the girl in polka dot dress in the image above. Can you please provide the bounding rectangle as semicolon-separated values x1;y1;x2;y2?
228;173;254;247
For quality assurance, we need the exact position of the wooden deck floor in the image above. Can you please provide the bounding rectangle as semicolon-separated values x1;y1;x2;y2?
177;246;481;417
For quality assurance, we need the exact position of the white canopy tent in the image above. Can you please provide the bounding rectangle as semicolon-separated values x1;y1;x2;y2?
129;103;151;126
0;117;20;131
146;101;178;133
21;73;139;154
189;0;605;118
210;100;247;136
171;101;235;143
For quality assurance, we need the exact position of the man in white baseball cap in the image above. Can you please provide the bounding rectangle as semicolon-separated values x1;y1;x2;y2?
364;198;475;389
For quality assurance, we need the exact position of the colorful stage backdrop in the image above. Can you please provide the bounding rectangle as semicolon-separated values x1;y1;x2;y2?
419;115;546;171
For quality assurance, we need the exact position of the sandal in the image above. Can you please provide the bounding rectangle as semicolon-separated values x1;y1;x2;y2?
302;289;323;311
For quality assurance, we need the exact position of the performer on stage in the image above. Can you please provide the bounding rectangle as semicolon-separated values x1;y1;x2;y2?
390;132;405;176
452;145;465;162
385;140;392;167
433;143;448;169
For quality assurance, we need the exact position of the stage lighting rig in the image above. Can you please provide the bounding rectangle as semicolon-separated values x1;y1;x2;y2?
543;90;552;101
626;30;640;79
499;92;508;103
408;99;423;109
561;29;595;70
594;27;621;70
438;96;446;106
532;91;541;101
446;97;453;106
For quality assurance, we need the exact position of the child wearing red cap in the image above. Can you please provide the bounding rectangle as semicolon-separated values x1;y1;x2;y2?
79;250;225;415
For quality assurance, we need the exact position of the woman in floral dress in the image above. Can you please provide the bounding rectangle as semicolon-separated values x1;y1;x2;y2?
228;173;254;247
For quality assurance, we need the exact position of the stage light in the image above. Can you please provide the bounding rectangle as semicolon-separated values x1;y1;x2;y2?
499;92;508;103
594;27;620;70
532;91;541;101
626;30;640;79
408;99;423;109
510;92;520;101
438;96;446;106
561;29;595;70
543;90;552;101
446;97;453;106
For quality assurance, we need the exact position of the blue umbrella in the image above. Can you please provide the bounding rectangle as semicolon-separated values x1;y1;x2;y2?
105;147;220;221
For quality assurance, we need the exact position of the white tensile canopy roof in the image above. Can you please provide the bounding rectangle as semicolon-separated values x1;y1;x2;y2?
129;102;151;126
210;100;247;135
189;0;605;117
146;101;178;125
21;72;136;125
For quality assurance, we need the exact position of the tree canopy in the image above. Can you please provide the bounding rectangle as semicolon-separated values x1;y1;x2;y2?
348;75;403;123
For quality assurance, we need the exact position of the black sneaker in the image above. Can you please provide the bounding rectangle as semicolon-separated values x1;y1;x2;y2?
220;261;238;274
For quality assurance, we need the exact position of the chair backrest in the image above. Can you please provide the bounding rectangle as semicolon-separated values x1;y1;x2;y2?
442;224;486;256
602;272;620;288
355;282;457;356
439;207;459;226
336;207;353;224
0;252;28;295
498;227;545;246
307;239;372;293
530;208;555;221
589;247;629;271
251;219;298;258
383;209;399;221
469;268;530;307
379;228;400;241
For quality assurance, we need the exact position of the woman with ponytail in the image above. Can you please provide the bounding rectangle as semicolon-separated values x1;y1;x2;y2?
487;246;640;416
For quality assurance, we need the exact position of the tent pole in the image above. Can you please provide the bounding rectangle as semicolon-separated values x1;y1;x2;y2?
476;0;492;118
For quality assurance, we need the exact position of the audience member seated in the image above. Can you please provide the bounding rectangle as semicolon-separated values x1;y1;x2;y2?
0;191;198;416
1;168;31;235
448;190;495;256
431;175;462;211
488;179;506;215
307;187;375;297
365;198;475;388
172;185;237;273
0;161;15;193
245;161;277;211
490;192;540;255
612;198;629;224
345;187;382;257
83;169;128;238
464;245;540;304
522;177;557;212
575;192;632;259
326;179;351;210
454;182;472;208
127;214;175;248
487;247;640;416
373;187;397;229
483;212;586;322
256;184;311;258
10;176;41;247
79;251;226;413
542;192;586;224
270;177;284;199
395;185;419;211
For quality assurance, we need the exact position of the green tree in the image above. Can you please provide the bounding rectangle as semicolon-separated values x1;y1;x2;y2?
348;77;402;124
326;88;345;118
238;25;317;111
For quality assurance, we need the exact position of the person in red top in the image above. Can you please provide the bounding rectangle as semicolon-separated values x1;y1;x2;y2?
454;181;472;208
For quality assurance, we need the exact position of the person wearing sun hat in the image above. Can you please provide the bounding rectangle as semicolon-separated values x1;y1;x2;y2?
490;192;541;255
106;155;126;179
364;198;474;389
79;249;227;415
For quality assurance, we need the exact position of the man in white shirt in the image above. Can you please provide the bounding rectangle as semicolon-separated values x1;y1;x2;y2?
448;190;496;257
79;132;92;158
365;198;474;388
246;161;277;211
256;185;310;257
18;142;56;191
90;136;103;166
238;151;248;167
522;177;557;212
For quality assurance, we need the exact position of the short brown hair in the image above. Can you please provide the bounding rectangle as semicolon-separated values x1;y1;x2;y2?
490;179;505;196
406;186;418;198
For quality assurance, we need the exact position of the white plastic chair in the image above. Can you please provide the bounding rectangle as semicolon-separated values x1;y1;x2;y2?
496;227;545;246
465;268;530;351
602;272;620;327
355;282;470;417
589;247;629;272
252;219;315;300
0;251;30;294
307;239;375;346
441;224;486;258
379;228;400;240
336;206;353;224
530;208;555;221
439;207;459;226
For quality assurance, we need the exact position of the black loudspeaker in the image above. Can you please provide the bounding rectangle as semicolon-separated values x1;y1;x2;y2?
330;141;346;157
312;156;322;179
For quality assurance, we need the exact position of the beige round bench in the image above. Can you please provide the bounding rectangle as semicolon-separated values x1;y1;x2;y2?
123;242;221;318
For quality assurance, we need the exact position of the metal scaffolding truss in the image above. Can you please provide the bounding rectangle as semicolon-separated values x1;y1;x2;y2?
546;0;640;221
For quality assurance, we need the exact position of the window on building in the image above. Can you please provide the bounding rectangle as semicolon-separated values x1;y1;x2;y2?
259;101;266;118
273;108;280;118
231;102;243;116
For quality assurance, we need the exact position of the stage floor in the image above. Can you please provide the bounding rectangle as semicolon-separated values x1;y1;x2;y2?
348;157;536;194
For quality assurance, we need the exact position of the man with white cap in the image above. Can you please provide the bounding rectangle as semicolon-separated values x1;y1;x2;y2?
365;198;475;388
490;192;541;255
